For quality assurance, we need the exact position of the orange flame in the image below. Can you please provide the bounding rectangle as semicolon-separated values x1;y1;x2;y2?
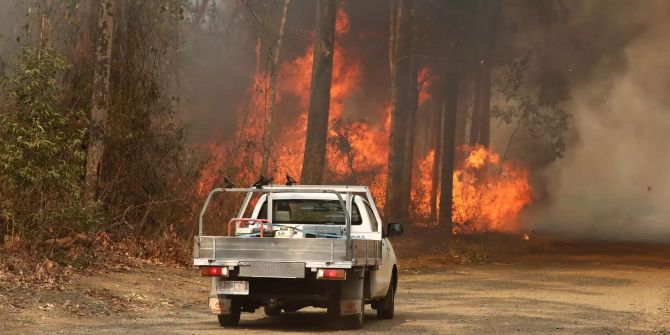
195;7;534;235
196;8;387;199
410;149;436;218
273;8;364;179
418;67;433;105
411;145;532;233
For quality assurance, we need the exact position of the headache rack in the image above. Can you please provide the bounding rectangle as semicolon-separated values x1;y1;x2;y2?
193;185;383;271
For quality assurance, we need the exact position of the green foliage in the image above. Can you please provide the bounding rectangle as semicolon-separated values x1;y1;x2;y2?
493;55;571;161
0;0;198;266
487;0;574;164
0;46;90;237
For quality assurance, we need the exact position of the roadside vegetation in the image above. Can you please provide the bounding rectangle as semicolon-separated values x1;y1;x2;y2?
0;1;198;285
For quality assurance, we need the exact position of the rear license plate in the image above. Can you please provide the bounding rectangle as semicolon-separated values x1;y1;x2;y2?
217;281;249;295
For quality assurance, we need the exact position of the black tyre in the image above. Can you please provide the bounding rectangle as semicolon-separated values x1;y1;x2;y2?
264;305;281;317
376;281;395;319
217;299;241;327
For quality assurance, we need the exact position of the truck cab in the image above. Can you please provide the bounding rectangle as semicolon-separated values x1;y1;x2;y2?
194;185;403;329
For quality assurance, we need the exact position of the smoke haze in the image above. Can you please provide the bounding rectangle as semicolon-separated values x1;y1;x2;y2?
533;0;670;241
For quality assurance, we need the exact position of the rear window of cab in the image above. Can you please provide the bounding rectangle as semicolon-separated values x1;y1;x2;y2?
257;199;362;225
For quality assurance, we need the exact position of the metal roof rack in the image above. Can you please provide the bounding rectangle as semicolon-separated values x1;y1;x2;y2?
197;184;383;261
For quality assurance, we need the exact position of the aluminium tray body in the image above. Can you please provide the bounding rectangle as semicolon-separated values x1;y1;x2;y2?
194;236;381;271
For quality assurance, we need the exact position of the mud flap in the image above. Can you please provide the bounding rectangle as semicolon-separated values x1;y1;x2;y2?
209;297;232;315
209;277;233;315
339;268;364;316
340;299;362;315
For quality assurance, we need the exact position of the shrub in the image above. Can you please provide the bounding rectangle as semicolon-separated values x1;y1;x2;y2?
0;46;92;240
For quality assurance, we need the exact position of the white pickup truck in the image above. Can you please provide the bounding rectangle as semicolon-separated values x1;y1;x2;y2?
193;184;403;329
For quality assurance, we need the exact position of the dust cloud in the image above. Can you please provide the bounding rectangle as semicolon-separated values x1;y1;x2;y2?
533;0;670;241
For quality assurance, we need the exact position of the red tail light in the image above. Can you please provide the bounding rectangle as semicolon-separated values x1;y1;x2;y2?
316;268;346;280
200;266;228;277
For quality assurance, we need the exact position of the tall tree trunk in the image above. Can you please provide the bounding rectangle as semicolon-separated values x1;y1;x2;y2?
429;96;444;221
37;0;52;53
384;0;414;222
65;0;96;109
455;76;469;149
438;72;458;232
477;1;500;148
261;0;291;176
478;61;492;148
438;0;463;233
84;0;116;204
301;0;337;184
388;0;398;76
471;0;500;148
399;21;419;218
469;69;483;146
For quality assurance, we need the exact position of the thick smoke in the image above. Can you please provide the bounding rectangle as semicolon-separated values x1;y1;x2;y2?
180;0;390;143
532;0;670;241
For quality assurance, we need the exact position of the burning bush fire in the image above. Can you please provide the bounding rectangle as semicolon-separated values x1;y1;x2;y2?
197;9;390;198
196;6;533;235
411;145;532;234
453;145;532;233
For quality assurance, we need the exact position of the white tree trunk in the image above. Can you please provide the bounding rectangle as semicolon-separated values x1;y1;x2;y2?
261;0;291;177
84;0;116;204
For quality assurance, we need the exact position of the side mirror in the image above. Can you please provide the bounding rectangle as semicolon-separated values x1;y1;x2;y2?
386;223;404;237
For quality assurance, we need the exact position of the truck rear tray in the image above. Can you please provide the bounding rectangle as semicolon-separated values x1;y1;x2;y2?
194;236;381;269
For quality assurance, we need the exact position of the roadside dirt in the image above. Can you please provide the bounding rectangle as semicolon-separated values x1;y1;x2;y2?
2;241;670;334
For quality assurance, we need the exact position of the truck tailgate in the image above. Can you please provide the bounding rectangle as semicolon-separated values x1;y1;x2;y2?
194;237;381;268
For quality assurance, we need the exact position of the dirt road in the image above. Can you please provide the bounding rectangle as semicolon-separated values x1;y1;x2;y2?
2;252;670;334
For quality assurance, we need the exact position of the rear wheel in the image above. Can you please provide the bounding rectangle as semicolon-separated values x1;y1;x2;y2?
217;299;241;327
376;281;395;319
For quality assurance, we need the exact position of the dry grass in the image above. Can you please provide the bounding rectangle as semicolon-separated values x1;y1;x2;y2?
0;225;192;291
394;226;670;273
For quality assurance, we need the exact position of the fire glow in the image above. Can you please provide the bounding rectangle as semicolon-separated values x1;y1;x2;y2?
412;145;533;233
196;7;533;234
197;9;390;200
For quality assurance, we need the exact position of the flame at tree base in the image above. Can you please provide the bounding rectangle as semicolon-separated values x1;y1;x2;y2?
412;145;533;234
193;6;529;231
195;8;392;203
